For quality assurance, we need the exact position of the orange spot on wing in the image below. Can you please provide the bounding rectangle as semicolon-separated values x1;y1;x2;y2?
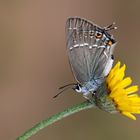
106;40;113;46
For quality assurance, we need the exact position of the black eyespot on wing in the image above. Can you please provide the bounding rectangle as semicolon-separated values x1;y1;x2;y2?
95;32;102;39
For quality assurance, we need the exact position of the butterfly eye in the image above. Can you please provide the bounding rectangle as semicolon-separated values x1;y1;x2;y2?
105;40;113;46
95;32;102;39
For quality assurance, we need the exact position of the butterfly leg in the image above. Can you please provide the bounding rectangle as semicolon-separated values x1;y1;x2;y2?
83;92;96;104
104;51;108;58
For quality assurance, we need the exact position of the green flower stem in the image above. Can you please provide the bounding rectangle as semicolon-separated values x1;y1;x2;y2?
16;101;95;140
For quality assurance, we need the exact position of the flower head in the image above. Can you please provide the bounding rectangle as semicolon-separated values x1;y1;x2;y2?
106;61;139;120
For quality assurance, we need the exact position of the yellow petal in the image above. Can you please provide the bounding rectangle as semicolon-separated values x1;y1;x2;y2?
117;64;126;81
112;77;132;91
121;112;136;120
118;105;140;112
113;61;121;71
110;88;126;98
108;66;125;89
107;61;121;83
125;86;139;94
128;94;139;98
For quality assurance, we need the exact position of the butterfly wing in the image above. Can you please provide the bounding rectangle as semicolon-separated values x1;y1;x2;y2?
66;17;116;85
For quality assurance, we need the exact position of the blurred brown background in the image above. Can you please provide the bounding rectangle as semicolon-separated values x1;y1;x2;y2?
0;0;140;140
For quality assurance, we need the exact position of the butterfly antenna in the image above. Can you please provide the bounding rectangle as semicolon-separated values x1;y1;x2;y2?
58;83;76;89
104;22;117;31
53;86;71;98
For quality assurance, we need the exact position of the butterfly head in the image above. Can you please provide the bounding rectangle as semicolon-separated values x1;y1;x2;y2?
72;83;82;93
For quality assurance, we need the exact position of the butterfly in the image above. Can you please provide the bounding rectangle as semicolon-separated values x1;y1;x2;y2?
53;17;117;98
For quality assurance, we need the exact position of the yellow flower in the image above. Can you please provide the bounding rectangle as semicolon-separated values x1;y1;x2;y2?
106;61;139;120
